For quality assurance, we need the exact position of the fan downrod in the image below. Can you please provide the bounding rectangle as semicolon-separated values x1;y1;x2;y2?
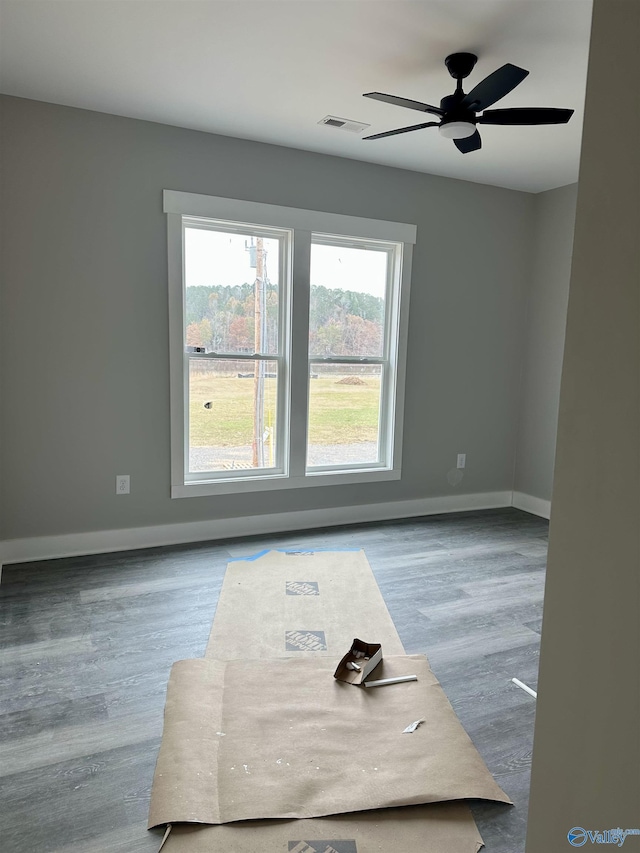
444;53;478;80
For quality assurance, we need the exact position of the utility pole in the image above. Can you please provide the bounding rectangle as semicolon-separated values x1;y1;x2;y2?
252;238;265;467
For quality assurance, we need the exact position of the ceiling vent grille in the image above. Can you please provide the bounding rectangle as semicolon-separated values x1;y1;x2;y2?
318;115;370;134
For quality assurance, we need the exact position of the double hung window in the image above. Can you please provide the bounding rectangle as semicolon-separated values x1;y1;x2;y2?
165;191;415;497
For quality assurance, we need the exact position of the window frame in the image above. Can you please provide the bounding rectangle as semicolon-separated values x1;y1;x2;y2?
307;233;399;474
182;218;291;483
165;190;416;498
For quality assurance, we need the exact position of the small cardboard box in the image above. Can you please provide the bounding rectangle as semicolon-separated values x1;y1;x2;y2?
333;639;383;685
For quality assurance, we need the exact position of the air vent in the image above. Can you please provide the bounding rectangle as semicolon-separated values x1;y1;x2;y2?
318;115;371;134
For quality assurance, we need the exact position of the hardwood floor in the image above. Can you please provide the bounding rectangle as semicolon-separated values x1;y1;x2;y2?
0;507;548;852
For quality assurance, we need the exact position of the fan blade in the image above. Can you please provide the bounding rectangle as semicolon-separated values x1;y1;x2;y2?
454;130;482;153
478;107;574;125
363;121;439;141
461;63;529;111
363;92;444;117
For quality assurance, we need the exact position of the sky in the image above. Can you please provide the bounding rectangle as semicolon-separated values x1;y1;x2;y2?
184;227;388;299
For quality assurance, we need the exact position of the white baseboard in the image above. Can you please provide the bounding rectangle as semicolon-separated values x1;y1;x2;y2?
511;491;551;519
0;491;512;567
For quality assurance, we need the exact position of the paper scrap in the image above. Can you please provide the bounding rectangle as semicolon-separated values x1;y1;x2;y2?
403;718;426;734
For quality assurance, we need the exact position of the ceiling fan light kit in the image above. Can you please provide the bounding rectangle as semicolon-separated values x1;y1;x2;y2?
438;120;476;140
362;52;574;153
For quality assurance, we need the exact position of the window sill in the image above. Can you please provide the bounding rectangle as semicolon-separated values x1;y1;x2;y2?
171;468;401;498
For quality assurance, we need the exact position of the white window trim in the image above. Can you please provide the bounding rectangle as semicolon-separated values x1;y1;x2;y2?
165;190;416;498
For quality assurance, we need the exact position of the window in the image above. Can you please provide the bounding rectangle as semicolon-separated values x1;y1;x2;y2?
165;191;415;497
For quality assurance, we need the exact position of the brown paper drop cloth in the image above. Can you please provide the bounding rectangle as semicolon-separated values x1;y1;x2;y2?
159;803;484;853
148;655;510;828
205;550;405;660
149;549;512;850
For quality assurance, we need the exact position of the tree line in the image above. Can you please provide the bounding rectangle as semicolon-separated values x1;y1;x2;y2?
185;283;384;356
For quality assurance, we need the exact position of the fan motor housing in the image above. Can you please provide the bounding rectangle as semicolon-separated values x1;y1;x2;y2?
440;94;466;112
440;94;477;124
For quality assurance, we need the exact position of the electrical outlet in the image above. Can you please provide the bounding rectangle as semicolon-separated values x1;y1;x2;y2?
116;474;130;495
456;453;466;469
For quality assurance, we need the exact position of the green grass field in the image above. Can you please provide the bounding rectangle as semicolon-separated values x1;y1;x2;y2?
189;373;381;446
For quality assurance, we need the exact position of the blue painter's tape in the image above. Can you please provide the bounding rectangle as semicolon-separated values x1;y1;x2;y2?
228;547;361;562
228;549;270;562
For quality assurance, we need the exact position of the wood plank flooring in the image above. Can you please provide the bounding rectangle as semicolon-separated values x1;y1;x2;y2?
0;507;548;852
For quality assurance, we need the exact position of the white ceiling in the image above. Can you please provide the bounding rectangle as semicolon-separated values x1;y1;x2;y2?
0;0;593;193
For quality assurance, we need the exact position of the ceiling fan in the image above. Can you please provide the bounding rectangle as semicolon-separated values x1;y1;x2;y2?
363;53;573;153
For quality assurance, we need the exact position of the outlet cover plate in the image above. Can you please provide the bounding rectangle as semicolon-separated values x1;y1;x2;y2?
116;475;130;495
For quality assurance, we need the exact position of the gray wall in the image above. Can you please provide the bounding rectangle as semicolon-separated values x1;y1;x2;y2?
527;0;640;847
514;183;577;502
0;96;533;541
